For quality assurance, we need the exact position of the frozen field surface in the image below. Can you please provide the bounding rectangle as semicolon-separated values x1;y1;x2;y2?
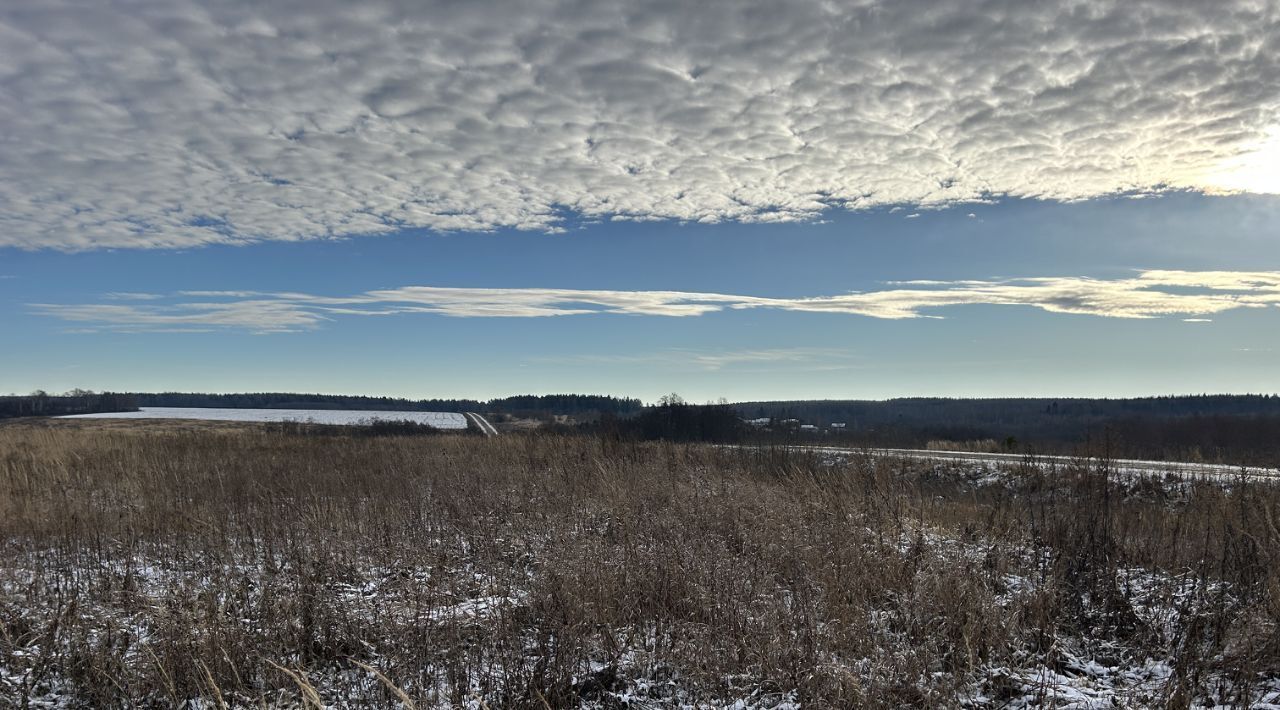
59;406;469;429
787;445;1280;482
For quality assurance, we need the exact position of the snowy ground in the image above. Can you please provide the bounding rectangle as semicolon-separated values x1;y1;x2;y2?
58;406;469;429
6;539;1277;709
787;445;1280;483
6;433;1277;707
0;548;805;709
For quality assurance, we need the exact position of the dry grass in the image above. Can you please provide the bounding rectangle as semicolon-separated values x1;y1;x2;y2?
1;422;1278;708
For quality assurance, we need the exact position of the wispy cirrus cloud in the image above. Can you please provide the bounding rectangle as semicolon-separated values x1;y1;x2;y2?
29;270;1280;333
32;300;331;334
2;1;1279;250
533;348;857;372
102;292;166;301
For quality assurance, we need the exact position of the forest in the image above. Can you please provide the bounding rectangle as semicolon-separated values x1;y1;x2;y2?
0;391;137;419
734;395;1280;435
133;392;643;417
732;396;1280;460
8;390;1280;465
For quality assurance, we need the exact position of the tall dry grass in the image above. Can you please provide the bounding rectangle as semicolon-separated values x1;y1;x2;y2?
0;422;1277;707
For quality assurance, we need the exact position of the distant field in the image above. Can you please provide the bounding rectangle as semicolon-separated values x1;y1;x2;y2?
58;406;469;429
801;445;1280;483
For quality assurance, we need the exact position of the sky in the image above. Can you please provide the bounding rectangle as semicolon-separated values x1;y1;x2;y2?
2;0;1280;403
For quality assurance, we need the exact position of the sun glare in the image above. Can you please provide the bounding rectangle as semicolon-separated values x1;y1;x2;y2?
1202;129;1280;195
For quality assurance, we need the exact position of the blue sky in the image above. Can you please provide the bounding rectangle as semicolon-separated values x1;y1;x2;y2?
2;1;1279;402
5;192;1280;402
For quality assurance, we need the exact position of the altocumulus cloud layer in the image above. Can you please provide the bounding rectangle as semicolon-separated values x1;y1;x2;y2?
30;270;1280;333
3;0;1279;250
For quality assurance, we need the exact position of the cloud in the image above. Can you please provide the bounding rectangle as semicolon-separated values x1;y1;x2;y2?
535;348;856;371
30;300;329;334
29;269;1280;332
2;1;1278;250
103;292;166;301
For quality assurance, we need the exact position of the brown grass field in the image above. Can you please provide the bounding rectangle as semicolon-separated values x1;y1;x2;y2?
1;419;1278;708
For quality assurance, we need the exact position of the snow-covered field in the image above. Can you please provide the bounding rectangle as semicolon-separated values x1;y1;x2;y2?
787;445;1280;483
59;406;469;429
7;428;1278;707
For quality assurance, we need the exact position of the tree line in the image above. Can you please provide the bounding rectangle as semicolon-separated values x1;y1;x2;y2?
133;391;642;417
565;394;1280;466
735;395;1280;439
9;388;1280;466
729;396;1280;466
0;391;138;419
581;395;747;443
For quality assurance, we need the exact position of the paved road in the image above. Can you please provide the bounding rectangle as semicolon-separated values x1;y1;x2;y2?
465;412;500;437
776;445;1280;482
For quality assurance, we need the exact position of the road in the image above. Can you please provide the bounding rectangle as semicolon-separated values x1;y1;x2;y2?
772;445;1280;482
465;412;500;437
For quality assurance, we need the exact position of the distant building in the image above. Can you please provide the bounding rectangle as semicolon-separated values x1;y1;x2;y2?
745;417;772;427
830;422;847;429
799;424;818;432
